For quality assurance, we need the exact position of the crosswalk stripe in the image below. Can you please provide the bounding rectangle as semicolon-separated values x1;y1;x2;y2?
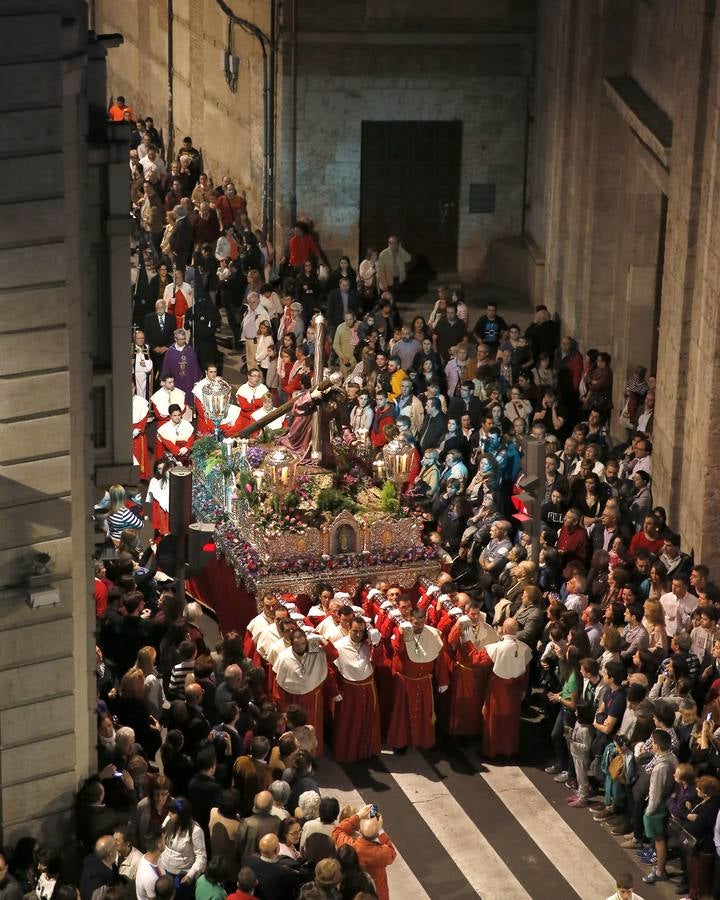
382;750;531;899
480;764;618;900
317;757;431;900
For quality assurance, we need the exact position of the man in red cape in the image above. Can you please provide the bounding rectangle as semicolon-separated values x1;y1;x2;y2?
385;606;449;751
332;616;383;763
192;364;220;433
443;599;497;737
479;618;532;758
235;368;269;429
272;628;339;756
154;404;195;462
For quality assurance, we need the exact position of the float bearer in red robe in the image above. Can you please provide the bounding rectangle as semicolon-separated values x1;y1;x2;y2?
332;616;383;763
273;628;339;756
443;599;497;737
243;594;279;659
480;617;532;759
385;606;449;751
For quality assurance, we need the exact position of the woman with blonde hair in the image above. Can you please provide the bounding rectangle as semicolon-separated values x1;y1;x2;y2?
105;484;143;542
136;646;167;719
643;599;669;659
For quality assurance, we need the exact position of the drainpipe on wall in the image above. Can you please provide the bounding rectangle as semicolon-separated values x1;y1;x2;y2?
268;0;277;247
167;0;175;162
289;0;297;226
215;0;275;237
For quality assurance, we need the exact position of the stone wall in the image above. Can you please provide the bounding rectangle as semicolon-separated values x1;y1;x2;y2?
528;0;720;571
97;0;535;277
96;0;271;228
284;60;528;274
0;0;98;843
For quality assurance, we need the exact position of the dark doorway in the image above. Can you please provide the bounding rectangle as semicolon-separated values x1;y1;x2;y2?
360;121;462;281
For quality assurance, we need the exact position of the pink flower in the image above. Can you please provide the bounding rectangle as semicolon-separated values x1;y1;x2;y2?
245;483;253;493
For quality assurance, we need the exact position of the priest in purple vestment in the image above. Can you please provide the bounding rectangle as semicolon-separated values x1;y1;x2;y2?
161;329;202;407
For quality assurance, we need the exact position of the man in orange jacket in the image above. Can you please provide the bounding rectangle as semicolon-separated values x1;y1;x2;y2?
333;804;397;900
108;95;135;121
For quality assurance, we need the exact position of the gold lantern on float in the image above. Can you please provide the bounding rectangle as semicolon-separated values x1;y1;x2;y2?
382;438;415;494
202;378;232;440
262;446;298;511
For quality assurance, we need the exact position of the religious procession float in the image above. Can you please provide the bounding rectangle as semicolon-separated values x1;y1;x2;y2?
189;371;440;606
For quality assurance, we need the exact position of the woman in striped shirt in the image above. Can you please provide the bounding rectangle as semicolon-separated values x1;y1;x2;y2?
106;484;144;542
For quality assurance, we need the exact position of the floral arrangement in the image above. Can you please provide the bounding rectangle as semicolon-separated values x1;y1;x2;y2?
246;444;268;469
255;506;308;536
215;524;437;587
192;478;228;525
193;461;438;590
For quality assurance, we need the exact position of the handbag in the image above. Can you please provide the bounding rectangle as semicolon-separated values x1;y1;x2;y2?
667;816;698;851
608;752;625;782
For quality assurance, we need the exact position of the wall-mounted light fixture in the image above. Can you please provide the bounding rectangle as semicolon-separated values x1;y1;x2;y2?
0;551;62;610
224;20;240;92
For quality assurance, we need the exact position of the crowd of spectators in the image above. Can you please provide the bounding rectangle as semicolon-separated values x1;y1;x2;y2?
2;96;717;900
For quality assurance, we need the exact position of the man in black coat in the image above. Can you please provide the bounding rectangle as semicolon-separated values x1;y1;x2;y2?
143;299;177;386
525;304;560;361
432;303;467;363
247;834;303;898
448;381;484;427
79;836;118;900
188;746;223;844
186;296;221;370
418;397;448;452
327;276;362;331
219;260;247;349
168;206;194;270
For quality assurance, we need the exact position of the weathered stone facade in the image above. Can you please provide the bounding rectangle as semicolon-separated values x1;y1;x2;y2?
0;0;129;842
95;0;271;224
97;0;535;277
526;0;720;569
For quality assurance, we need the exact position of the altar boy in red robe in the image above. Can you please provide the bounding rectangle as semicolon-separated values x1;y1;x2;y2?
385;606;449;751
155;404;195;463
150;374;186;425
132;394;152;480
236;368;269;429
479;618;532;758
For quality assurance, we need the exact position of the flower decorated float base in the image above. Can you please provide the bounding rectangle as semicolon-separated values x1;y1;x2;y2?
190;439;440;597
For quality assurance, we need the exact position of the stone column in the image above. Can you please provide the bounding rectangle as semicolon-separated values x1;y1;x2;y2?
0;1;95;842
